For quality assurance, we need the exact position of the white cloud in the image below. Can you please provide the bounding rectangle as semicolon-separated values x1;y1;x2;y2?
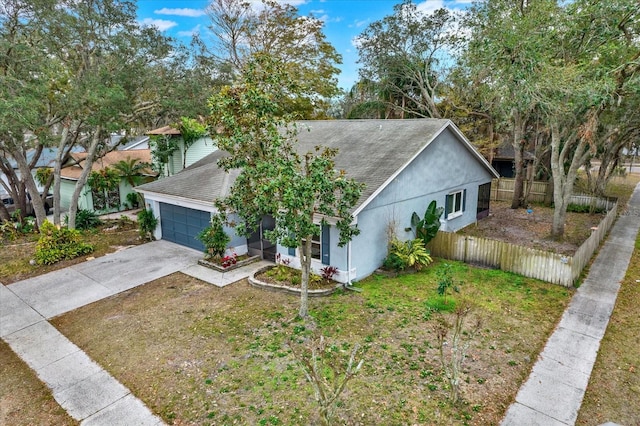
139;18;178;32
244;0;307;12
177;24;201;37
350;18;369;28
154;8;206;18
416;0;445;15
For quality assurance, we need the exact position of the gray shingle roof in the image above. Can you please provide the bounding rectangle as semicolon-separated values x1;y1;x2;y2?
137;119;495;211
136;150;239;204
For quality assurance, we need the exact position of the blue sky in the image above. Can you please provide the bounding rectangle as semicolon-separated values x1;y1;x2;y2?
136;0;472;91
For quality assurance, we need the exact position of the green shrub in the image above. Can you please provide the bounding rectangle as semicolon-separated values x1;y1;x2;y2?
73;209;103;230
382;252;407;272
137;209;158;240
125;192;141;209
35;221;94;265
383;239;432;272
197;214;230;259
566;203;605;214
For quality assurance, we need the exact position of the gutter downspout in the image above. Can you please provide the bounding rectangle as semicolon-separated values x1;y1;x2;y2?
347;241;352;286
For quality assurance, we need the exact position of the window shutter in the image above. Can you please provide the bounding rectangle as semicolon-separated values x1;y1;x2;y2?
462;189;467;212
321;224;330;265
288;246;295;256
445;194;452;219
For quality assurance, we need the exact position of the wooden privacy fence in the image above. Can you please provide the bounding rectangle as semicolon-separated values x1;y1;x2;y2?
428;197;618;287
491;178;548;203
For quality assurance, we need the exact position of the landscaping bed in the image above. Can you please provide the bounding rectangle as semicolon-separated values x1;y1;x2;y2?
52;260;571;425
198;254;261;272
250;265;341;296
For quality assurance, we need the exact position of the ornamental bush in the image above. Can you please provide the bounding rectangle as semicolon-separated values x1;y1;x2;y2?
383;238;432;272
197;214;230;259
35;221;94;265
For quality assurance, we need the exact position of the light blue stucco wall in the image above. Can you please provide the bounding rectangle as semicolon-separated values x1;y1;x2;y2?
349;127;495;281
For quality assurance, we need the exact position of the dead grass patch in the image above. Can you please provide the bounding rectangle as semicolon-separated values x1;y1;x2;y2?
0;340;77;426
53;260;571;425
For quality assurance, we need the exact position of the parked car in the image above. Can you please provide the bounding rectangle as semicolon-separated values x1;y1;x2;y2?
1;192;53;216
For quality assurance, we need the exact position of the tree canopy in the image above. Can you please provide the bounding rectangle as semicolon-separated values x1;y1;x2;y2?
208;55;363;318
203;0;342;118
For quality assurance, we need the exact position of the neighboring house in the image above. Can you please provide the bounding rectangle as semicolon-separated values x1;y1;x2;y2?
110;134;150;151
60;149;155;213
490;141;535;179
136;119;499;283
147;126;217;176
0;147;60;197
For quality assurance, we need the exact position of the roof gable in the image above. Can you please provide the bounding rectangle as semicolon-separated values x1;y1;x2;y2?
137;119;498;212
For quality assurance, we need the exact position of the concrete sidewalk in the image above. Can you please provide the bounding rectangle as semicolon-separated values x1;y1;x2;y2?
0;240;269;425
502;183;640;425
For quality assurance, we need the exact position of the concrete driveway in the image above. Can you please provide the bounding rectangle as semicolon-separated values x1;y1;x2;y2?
1;240;202;335
0;240;202;425
1;239;271;425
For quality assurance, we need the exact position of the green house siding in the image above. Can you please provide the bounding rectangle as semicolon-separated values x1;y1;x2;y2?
163;137;217;176
61;178;141;214
185;137;216;168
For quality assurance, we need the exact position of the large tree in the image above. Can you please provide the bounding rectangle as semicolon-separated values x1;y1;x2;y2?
1;0;178;228
463;0;640;237
356;0;460;119
209;55;362;318
203;0;342;118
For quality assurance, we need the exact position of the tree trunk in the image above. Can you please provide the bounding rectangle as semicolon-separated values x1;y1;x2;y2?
511;111;525;209
52;122;75;225
68;127;102;229
13;150;47;227
299;235;312;318
550;121;589;238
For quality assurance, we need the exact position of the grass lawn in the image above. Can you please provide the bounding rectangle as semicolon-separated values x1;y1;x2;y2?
576;233;640;425
52;260;571;425
0;340;77;425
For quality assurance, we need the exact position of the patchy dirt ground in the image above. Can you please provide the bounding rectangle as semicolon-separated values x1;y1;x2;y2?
53;261;571;425
458;201;607;255
0;340;77;426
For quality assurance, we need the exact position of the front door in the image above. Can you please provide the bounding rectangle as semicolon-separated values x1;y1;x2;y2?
247;215;277;261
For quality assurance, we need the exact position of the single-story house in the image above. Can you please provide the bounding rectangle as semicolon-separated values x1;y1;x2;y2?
147;125;217;176
60;149;155;213
490;141;535;179
136;119;499;283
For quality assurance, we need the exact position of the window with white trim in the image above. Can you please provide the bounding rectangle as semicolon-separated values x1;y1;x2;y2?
299;224;330;264
302;225;321;260
445;190;465;219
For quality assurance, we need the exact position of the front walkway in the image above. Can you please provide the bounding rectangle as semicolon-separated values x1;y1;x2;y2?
0;241;269;425
502;183;640;425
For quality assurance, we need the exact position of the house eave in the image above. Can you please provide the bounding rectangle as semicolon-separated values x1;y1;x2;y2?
135;189;218;212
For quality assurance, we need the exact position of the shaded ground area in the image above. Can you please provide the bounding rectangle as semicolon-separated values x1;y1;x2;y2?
459;201;606;255
53;260;571;425
577;233;640;425
0;340;78;426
